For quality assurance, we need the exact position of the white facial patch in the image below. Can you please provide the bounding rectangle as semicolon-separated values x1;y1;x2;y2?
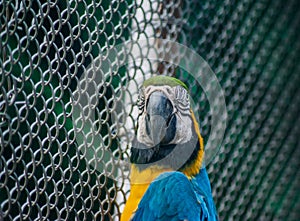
137;85;193;146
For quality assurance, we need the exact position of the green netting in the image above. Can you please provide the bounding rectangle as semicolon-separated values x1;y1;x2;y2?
1;0;300;220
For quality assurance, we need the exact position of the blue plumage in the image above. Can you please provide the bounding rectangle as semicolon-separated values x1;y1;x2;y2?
132;169;219;221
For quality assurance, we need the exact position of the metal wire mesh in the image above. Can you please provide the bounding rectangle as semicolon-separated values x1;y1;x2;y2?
1;0;300;220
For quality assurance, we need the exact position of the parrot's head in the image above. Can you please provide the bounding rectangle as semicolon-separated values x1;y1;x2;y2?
131;76;204;178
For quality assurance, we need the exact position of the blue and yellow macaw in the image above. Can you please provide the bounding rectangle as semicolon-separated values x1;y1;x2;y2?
122;76;219;221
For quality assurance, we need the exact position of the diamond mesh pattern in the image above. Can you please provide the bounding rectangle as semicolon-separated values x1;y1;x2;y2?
1;0;300;220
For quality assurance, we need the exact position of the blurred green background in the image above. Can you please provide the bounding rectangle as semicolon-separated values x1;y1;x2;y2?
0;0;299;220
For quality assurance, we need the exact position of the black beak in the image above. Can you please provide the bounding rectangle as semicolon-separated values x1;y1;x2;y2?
145;91;176;145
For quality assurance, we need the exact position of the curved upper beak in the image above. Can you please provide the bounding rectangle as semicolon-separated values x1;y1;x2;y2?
145;91;175;145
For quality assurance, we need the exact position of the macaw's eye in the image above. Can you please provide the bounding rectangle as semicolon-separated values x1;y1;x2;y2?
137;88;145;113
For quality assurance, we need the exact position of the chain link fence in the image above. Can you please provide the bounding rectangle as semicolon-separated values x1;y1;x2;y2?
1;0;300;220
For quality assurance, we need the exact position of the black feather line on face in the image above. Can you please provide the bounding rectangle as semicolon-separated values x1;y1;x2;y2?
130;142;175;165
130;128;200;171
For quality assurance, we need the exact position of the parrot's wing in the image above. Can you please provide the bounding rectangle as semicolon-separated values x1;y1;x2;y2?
132;171;209;221
192;168;219;221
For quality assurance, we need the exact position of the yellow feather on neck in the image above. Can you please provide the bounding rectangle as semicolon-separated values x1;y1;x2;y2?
121;165;172;221
181;110;204;178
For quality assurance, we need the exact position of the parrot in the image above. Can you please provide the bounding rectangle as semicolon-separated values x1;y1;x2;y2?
121;76;219;221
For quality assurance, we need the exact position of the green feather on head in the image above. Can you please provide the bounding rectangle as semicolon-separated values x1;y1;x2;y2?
143;76;188;90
